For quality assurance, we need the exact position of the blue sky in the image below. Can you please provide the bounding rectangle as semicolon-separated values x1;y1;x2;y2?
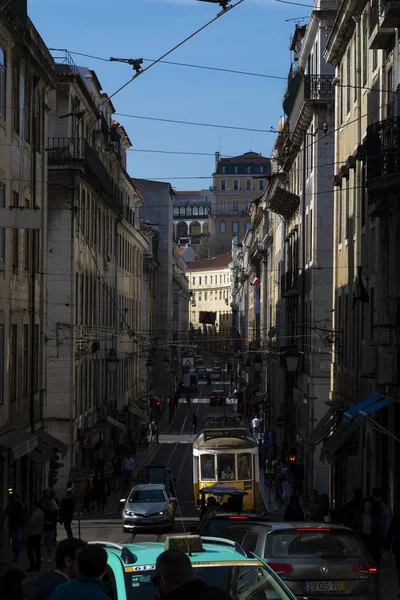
30;0;308;190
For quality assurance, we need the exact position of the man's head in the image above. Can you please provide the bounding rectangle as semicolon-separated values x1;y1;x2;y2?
77;544;108;580
372;487;382;500
153;550;195;596
55;538;86;579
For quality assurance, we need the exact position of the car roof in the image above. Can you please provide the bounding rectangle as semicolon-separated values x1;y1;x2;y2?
143;465;170;471
104;541;264;567
211;389;224;393
131;483;166;491
220;521;354;532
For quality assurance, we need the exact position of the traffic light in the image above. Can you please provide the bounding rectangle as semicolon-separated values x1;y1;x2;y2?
156;401;161;407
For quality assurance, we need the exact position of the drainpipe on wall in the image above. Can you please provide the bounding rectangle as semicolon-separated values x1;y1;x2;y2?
394;28;399;118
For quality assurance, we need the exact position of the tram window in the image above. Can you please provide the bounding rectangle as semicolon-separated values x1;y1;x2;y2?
218;454;235;480
237;453;252;480
201;454;215;480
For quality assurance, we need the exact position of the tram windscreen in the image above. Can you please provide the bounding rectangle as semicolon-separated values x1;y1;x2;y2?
238;453;252;480
218;454;235;480
200;454;216;480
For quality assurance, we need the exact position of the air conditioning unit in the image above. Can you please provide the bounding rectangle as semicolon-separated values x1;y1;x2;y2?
377;345;397;384
361;341;378;376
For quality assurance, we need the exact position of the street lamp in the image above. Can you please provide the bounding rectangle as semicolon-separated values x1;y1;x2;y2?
106;348;119;375
254;354;263;373
244;359;252;374
146;357;155;374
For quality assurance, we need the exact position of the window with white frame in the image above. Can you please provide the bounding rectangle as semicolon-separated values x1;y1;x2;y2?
199;206;204;215
233;180;239;191
0;48;5;118
173;206;179;215
179;207;185;215
259;180;265;191
234;166;239;174
232;200;239;213
220;200;227;211
221;180;226;191
232;222;239;233
220;222;226;233
193;206;198;215
246;179;251;190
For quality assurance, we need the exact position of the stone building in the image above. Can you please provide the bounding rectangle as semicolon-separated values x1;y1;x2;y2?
173;190;212;258
46;56;147;490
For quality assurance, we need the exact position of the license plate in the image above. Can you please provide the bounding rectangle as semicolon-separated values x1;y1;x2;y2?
305;581;344;592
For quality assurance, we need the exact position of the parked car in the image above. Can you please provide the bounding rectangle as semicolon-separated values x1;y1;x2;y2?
197;511;270;537
121;483;177;531
218;521;379;598
210;389;226;406
135;465;176;495
196;367;208;379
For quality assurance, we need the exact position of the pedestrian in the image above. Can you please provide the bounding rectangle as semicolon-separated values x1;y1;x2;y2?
154;421;160;444
352;496;382;566
338;488;363;528
4;493;27;563
251;415;260;441
152;549;233;600
31;537;86;600
149;420;156;443
122;453;135;489
27;501;44;572
48;543;110;600
372;486;392;542
186;393;191;405
42;493;55;564
284;495;305;522
0;567;27;600
191;413;198;434
59;489;75;538
93;472;106;515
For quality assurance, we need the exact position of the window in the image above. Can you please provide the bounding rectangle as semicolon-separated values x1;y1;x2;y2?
232;222;239;233
340;63;344;125
345;181;350;239
247;166;251;174
173;207;179;215
192;277;195;285
24;75;31;142
12;191;19;267
12;64;20;133
200;454;215;480
362;11;368;85
24;199;30;269
309;209;313;261
199;206;204;215
221;179;226;191
346;47;351;114
245;200;251;211
0;48;5;118
232;200;239;213
354;41;357;102
259;179;265;191
0;326;3;404
218;453;235;480
338;187;343;243
198;293;202;302
260;166;265;173
234;166;238;174
205;276;208;284
220;274;222;284
186;206;192;216
220;199;226;211
233;180;239;191
266;530;366;560
246;222;252;232
210;276;213;284
220;222;226;233
219;290;222;299
204;291;207;300
372;49;377;71
199;277;202;285
0;183;4;261
192;206;198;215
10;324;17;401
221;166;226;174
246;179;251;190
23;324;29;397
179;207;185;215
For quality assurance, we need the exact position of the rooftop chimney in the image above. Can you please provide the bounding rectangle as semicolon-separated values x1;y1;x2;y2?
215;151;220;171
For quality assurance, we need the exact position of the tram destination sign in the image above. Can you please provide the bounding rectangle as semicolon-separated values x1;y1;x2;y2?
204;428;248;441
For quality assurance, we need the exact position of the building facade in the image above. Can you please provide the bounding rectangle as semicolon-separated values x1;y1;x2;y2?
209;152;270;255
323;0;400;508
46;57;147;491
187;253;233;354
0;0;59;552
173;190;212;258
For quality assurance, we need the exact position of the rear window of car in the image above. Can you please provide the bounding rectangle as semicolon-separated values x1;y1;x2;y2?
266;530;368;559
201;518;250;536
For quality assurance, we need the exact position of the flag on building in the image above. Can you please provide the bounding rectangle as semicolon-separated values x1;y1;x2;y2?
251;275;260;286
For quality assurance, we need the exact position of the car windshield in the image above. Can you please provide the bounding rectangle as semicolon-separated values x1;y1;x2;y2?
124;564;293;600
266;530;367;558
129;489;166;503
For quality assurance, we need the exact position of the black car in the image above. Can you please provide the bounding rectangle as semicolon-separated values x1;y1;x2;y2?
196;511;270;537
135;465;176;495
196;367;208;379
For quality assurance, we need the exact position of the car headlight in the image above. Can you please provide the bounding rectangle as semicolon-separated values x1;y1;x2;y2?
125;510;134;516
159;509;169;515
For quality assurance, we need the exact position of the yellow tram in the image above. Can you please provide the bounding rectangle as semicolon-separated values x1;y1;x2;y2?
193;426;259;511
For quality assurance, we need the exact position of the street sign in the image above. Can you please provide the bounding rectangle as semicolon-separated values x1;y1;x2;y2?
276;416;285;429
183;357;194;367
69;466;87;484
263;429;277;446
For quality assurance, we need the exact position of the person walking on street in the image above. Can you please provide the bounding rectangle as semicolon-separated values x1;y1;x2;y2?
31;537;86;600
149;420;156;443
284;496;305;521
352;496;382;567
48;544;110;600
4;493;27;563
27;501;44;572
372;486;392;542
122;454;135;489
191;413;198;434
59;489;75;538
251;416;260;442
152;549;233;600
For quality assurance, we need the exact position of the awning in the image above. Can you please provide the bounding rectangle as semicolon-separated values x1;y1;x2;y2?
0;429;37;460
306;408;337;446
37;430;68;458
320;421;359;463
129;403;148;421
342;392;383;424
27;448;49;464
107;416;127;434
37;439;54;458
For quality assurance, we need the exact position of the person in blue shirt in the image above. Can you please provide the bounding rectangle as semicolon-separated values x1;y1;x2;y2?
49;544;109;600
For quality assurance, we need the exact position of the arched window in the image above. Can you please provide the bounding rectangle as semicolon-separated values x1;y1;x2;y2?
186;206;192;216
173;206;179;215
0;48;5;118
179;207;185;215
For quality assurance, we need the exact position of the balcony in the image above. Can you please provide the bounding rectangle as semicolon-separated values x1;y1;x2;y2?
366;116;400;196
47;137;123;214
281;269;299;297
369;0;400;48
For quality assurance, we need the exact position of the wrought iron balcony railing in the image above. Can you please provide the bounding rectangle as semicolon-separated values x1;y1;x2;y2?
366;115;400;180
